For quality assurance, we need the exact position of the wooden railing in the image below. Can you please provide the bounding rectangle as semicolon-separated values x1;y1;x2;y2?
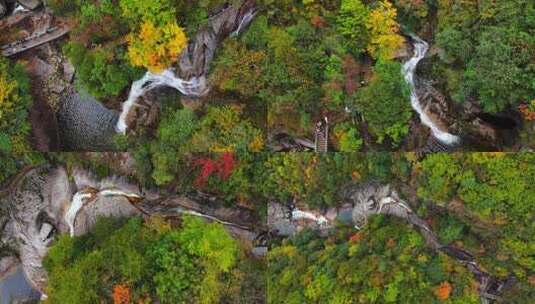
1;24;70;57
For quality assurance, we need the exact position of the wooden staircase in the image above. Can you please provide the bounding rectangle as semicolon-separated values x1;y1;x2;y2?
416;136;455;159
314;117;329;152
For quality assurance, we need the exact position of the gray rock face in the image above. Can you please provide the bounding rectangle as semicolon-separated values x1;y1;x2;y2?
0;165;69;293
57;89;119;151
74;196;141;236
177;0;256;79
343;182;412;227
0;166;143;293
17;0;42;10
343;182;440;248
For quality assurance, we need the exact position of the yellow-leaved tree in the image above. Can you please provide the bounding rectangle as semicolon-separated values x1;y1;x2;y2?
365;0;404;60
127;20;187;73
0;58;32;153
0;71;17;122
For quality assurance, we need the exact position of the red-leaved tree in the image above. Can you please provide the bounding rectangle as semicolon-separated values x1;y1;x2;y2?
194;153;237;187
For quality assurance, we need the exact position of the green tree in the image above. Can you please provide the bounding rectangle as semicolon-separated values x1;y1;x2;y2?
119;0;176;25
44;216;248;303
63;43;140;99
462;26;535;113
336;0;369;52
417;152;535;295
354;60;411;146
334;122;363;152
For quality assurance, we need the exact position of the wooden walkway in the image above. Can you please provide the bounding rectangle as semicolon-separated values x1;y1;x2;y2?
1;24;70;57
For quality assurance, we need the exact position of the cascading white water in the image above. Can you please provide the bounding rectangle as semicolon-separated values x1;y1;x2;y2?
99;189;141;199
116;70;208;134
402;35;459;145
65;191;94;237
291;209;329;226
231;9;257;37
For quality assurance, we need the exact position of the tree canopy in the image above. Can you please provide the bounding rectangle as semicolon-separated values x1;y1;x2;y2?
43;216;258;304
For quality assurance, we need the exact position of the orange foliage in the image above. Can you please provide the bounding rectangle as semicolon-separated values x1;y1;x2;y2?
113;284;131;304
310;15;326;28
351;171;362;180
349;232;364;243
433;281;452;301
519;101;535;121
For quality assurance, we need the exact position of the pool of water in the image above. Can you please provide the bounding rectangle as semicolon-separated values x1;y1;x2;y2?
0;266;41;304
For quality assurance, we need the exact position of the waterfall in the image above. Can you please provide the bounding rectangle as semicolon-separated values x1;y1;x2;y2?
65;191;94;237
291;209;329;225
115;4;258;134
231;9;257;37
116;70;208;134
402;34;460;145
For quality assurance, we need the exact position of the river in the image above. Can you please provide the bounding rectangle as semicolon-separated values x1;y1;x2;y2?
0;266;41;304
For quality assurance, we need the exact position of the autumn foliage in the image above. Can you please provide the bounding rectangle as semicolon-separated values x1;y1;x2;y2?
113;284;131;304
433;281;452;301
127;20;188;73
194;153;237;187
365;1;404;60
519;100;535;121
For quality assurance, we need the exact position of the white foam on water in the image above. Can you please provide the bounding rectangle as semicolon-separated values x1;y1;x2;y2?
13;5;29;14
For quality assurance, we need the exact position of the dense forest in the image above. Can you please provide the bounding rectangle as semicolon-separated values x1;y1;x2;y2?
266;152;535;303
44;216;264;304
